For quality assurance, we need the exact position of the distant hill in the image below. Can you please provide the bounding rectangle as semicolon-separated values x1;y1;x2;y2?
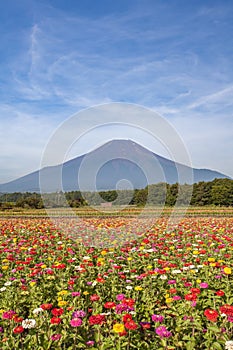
0;139;230;193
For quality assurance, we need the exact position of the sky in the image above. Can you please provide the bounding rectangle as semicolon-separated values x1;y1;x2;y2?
0;0;233;183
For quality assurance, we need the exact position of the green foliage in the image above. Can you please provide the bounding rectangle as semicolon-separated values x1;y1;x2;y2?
0;178;232;209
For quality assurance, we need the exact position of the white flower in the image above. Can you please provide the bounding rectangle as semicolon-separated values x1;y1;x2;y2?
225;340;233;350
32;308;43;315
92;281;97;286
22;319;36;329
83;256;91;260
0;287;6;292
126;286;133;290
160;275;167;280
4;281;12;286
171;269;182;274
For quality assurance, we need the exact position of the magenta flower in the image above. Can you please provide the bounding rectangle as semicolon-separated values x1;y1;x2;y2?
152;314;164;323
173;295;181;300
200;282;208;288
86;341;95;346
116;294;126;301
70;318;82;327
72;292;81;297
51;334;61;341
72;310;86;318
168;280;176;285
155;326;172;338
2;310;16;320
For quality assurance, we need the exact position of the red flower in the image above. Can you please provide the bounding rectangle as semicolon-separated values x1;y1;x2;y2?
104;302;116;309
13;316;23;323
125;320;138;330
96;277;105;283
204;309;218;322
122;313;133;323
169;288;177;294
90;294;100;302
185;293;197;301
13;326;24;334
51;308;64;317
50;317;62;324
190;288;200;295
216;290;225;297
41;303;53;310
220;304;233;316
89;314;105;325
122;298;135;308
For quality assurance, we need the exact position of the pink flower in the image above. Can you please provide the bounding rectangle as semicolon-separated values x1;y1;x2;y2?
200;282;208;288
70;318;82;327
72;292;81;297
2;310;16;320
51;334;61;341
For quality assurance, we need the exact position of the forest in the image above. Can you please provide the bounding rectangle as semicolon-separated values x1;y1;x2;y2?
0;178;232;209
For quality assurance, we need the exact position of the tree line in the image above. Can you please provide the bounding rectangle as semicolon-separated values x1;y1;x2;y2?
0;178;232;209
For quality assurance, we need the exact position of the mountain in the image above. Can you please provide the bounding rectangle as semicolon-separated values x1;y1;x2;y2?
0;139;230;193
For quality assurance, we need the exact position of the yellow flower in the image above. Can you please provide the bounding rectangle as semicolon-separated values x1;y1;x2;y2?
186;247;192;251
127;257;133;261
2;266;8;270
224;267;232;275
101;250;107;256
210;263;216;267
169;246;175;250
113;323;125;333
83;291;89;295
58;301;67;307
2;259;8;263
165;293;170;298
41;264;47;269
46;276;55;280
135;286;143;291
57;297;62;301
21;291;29;295
47;257;52;261
164;267;170;271
30;282;36;287
196;279;201;283
193;251;199;255
166;298;173;303
57;290;68;296
208;258;215;262
147;265;153;269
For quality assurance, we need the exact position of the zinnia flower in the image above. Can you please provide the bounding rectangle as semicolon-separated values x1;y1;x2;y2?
70;318;82;327
22;319;36;329
204;309;218;322
51;334;61;341
151;314;164;323
155;326;172;338
13;326;24;334
113;323;125;333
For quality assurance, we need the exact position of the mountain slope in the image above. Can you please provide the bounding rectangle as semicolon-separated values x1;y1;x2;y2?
0;140;230;192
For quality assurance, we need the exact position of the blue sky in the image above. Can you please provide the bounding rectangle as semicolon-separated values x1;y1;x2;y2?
0;0;233;183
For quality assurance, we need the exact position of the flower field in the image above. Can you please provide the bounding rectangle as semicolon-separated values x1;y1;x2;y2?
0;214;233;349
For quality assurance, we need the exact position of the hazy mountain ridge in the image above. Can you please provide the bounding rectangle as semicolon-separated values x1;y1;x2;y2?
0;140;230;193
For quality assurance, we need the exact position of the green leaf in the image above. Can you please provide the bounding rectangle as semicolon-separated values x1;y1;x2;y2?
186;341;196;350
212;342;223;350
